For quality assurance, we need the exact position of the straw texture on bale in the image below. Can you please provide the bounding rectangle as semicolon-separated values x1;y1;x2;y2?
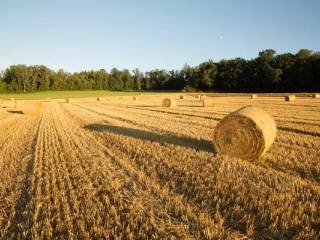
162;98;176;107
313;93;320;99
251;94;257;99
285;95;296;102
202;97;214;107
17;102;44;115
213;106;277;161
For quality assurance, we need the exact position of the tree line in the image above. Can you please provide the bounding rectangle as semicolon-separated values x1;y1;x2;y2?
0;49;319;93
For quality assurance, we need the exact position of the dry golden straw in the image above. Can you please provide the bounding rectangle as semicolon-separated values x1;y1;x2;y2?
162;98;176;107
202;96;214;107
213;106;277;161
285;95;296;101
17;101;44;115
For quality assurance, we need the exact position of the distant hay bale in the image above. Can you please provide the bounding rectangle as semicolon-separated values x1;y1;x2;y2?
17;102;44;115
65;97;70;103
133;96;137;100
213;106;277;161
180;95;184;99
97;97;100;101
162;98;176;107
313;93;320;99
285;95;296;102
251;94;257;99
200;94;207;101
202;96;214;107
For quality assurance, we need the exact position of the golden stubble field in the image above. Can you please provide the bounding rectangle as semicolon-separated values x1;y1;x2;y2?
0;94;319;239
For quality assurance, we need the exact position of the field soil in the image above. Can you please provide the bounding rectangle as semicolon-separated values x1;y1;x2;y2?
0;94;319;239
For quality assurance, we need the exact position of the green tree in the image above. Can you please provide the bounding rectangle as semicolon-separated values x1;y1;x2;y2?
132;68;143;90
198;60;218;90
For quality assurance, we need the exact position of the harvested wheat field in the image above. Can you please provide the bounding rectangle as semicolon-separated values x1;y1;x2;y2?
0;94;319;240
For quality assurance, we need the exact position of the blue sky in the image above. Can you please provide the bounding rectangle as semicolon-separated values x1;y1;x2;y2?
1;0;319;72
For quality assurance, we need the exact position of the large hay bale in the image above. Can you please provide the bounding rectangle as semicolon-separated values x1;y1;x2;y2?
202;97;214;107
17;102;43;115
251;94;257;99
213;106;277;161
313;93;320;99
285;95;296;102
162;98;176;107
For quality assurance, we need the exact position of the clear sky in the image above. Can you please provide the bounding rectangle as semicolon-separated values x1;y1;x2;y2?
1;0;319;72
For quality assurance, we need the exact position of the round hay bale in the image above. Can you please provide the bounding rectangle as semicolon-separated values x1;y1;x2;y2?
285;95;296;102
313;93;320;99
213;106;277;161
65;97;70;103
180;95;184;99
251;94;257;99
17;102;44;115
162;98;176;107
202;97;214;107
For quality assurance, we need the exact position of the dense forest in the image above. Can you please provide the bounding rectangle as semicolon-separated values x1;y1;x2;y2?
1;49;319;93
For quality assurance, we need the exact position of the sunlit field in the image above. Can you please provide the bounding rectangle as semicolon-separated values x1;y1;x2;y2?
0;94;319;239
